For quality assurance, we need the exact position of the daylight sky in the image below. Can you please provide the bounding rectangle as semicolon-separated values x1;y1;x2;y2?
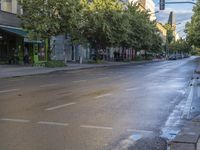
154;0;196;38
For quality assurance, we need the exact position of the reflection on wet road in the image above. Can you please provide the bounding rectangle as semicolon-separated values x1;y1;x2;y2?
0;57;199;150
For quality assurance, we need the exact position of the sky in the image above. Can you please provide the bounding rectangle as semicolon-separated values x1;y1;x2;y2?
154;0;196;38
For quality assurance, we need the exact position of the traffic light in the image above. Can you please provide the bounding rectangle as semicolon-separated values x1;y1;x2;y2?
160;0;165;10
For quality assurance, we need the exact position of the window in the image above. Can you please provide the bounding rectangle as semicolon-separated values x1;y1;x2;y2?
4;0;12;13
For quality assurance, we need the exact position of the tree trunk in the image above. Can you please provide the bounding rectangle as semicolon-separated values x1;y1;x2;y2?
134;49;137;59
144;50;147;60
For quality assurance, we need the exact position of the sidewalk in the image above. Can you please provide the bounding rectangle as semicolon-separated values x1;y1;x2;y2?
0;60;159;79
170;114;200;150
170;67;200;150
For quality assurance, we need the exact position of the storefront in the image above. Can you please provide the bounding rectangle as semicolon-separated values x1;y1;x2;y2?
0;25;48;65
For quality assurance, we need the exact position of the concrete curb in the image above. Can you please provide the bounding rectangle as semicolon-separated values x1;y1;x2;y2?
170;73;200;150
170;120;200;150
0;60;162;79
195;62;200;74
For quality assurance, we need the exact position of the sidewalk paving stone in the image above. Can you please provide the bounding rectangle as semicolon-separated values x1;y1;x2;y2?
170;68;200;150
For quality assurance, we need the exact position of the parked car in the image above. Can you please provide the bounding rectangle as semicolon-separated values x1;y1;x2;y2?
169;55;176;60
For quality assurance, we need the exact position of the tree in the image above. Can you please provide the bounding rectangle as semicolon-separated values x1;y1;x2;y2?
122;3;162;56
80;0;125;60
164;24;174;44
169;39;192;54
18;0;83;39
18;0;163;61
18;0;85;62
150;31;163;53
185;0;200;47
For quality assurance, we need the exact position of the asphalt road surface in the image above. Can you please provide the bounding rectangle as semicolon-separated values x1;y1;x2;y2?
0;57;199;150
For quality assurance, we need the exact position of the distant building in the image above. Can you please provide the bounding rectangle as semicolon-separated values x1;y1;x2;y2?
0;0;22;14
168;11;180;41
168;11;176;29
156;22;167;43
50;35;90;62
122;0;156;21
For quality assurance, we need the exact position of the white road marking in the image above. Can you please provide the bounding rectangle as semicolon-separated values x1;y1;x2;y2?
125;88;139;92
80;125;113;130
0;89;20;94
58;93;73;96
97;77;109;80
130;134;143;141
37;121;69;126
0;118;30;123
40;84;58;88
10;78;25;82
126;129;153;134
72;80;87;83
136;65;143;67
45;102;76;111
95;93;112;99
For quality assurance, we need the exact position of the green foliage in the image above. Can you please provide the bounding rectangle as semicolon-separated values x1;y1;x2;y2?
0;60;7;65
169;39;192;53
186;0;200;47
45;60;65;68
164;24;174;44
191;47;200;55
18;0;164;57
150;32;163;53
134;55;144;61
18;0;82;39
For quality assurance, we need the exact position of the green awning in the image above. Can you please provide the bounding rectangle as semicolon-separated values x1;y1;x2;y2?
24;38;43;44
0;25;27;37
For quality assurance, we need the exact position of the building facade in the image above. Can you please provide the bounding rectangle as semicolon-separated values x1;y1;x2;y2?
168;11;180;41
0;0;22;14
123;0;156;21
50;35;90;63
0;0;47;65
156;23;167;43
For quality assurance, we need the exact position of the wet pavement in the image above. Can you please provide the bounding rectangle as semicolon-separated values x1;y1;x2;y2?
0;57;199;150
0;61;155;79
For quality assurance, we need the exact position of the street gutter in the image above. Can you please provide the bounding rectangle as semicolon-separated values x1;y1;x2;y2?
0;60;163;79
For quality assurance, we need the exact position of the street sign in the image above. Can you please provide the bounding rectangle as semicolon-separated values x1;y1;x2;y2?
160;0;165;10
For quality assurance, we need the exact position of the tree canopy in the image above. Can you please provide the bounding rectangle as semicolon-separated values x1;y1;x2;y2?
18;0;164;57
169;39;192;53
185;0;200;47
